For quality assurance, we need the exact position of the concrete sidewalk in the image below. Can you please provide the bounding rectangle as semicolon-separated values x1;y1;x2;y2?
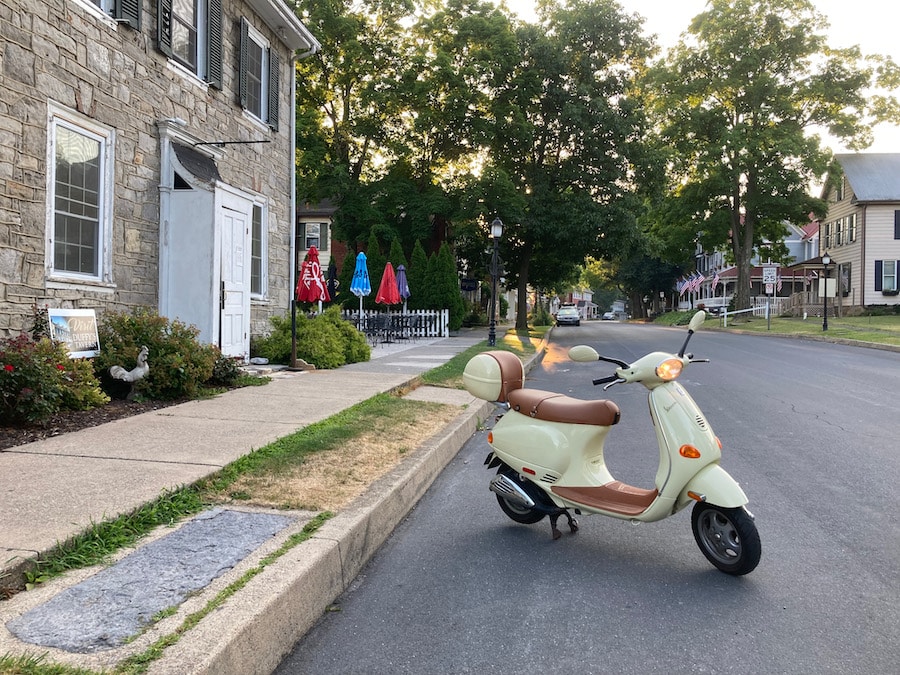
0;327;539;673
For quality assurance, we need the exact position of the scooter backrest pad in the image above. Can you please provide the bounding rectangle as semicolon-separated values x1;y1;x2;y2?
462;351;525;402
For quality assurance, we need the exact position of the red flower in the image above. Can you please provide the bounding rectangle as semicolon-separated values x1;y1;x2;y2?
3;364;13;372
56;364;65;371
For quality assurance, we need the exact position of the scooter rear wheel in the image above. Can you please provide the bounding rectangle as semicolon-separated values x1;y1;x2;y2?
691;503;761;576
495;469;548;524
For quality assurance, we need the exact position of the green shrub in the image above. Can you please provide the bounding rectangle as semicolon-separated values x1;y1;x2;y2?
95;307;216;400
207;349;243;386
0;335;108;425
316;307;370;364
296;319;346;369
250;310;371;368
251;314;294;364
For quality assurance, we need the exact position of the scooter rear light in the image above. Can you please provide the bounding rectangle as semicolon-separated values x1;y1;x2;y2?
715;436;722;449
679;444;701;458
656;358;683;381
487;432;493;444
522;467;536;475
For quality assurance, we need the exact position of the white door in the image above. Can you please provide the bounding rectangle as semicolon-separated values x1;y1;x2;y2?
220;200;251;358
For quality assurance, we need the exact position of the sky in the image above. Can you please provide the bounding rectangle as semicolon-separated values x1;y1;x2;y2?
502;0;900;153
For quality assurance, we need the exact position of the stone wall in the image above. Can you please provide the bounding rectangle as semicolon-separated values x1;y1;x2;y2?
0;0;296;338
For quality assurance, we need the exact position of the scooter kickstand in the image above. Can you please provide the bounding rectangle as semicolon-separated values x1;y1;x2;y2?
549;510;578;540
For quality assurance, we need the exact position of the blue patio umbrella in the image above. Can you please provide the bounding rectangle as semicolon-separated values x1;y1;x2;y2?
349;252;372;314
396;264;411;313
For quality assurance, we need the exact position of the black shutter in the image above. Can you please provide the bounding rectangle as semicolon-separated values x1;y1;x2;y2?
206;0;223;89
298;223;307;249
239;18;249;108
320;223;329;251
895;211;900;240
875;260;883;291
267;49;280;130
157;0;173;57
114;0;141;29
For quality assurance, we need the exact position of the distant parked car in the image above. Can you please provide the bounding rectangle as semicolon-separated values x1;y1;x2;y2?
602;311;615;320
556;307;581;326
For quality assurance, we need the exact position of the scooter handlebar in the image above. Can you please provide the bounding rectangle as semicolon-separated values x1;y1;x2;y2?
592;375;622;387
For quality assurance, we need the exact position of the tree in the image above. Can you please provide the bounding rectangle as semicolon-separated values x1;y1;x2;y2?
647;0;900;310
406;239;429;310
294;0;415;246
482;1;654;329
429;242;466;330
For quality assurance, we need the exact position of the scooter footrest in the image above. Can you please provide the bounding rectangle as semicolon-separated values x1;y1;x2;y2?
551;482;657;516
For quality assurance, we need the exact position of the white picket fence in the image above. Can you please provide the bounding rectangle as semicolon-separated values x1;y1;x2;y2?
341;309;450;339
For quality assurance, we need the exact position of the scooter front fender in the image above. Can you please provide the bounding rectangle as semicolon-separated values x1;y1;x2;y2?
679;464;748;511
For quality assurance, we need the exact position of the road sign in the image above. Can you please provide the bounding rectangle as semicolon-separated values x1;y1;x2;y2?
762;266;778;284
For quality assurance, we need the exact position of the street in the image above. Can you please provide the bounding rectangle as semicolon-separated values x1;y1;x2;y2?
275;321;900;674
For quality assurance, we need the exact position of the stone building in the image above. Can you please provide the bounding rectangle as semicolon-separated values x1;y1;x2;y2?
0;0;319;358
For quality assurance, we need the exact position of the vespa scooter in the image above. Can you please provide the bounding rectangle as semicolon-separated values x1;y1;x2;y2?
463;311;761;575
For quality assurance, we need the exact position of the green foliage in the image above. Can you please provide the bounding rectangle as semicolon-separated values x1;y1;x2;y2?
317;307;371;363
207;350;243;386
387;237;408;268
337;249;357;308
530;304;553;327
251;311;370;368
406;240;429;310
95;307;217;401
653;310;702;326
0;335;108;425
425;242;465;330
250;314;293;364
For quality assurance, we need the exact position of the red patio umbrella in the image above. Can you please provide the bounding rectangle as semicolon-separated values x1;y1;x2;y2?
375;262;401;306
295;245;330;310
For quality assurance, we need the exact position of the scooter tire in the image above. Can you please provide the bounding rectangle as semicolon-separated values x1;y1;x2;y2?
691;503;761;576
495;470;548;524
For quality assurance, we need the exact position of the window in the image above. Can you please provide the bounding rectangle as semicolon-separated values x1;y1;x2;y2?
822;222;831;249
834;219;843;246
846;214;857;243
834;176;844;202
240;18;279;129
48;108;113;281
79;0;140;28
839;262;851;296
298;222;329;251
876;260;898;292
251;203;266;296
157;0;222;88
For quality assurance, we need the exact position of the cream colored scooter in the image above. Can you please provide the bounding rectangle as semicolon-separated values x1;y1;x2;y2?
463;311;761;575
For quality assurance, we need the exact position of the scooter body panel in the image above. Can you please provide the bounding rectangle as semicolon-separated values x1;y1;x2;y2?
647;381;721;499
490;410;616;490
678;464;748;510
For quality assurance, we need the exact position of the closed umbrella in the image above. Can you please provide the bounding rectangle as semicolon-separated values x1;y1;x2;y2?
326;258;338;301
349;251;372;315
295;245;330;313
396;264;410;313
376;262;401;306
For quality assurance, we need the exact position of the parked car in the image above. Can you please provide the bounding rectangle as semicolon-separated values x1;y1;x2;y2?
556;307;581;326
602;311;615;320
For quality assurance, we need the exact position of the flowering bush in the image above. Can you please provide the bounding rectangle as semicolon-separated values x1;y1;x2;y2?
0;335;109;425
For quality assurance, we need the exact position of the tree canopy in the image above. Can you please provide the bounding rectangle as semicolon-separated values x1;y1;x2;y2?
645;0;900;309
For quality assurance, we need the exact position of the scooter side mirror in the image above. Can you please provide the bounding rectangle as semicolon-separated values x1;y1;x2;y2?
688;310;707;332
568;345;600;362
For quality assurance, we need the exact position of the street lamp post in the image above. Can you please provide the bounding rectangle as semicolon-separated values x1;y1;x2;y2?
822;252;831;331
488;218;503;347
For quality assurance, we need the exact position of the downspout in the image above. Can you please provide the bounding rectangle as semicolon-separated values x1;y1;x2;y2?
859;206;866;307
290;53;297;314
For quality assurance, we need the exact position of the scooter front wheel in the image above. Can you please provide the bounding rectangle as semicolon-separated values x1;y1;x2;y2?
495;470;548;524
691;503;761;576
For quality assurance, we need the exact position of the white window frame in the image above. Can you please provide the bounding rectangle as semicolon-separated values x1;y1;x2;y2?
244;23;270;124
250;202;268;298
884;260;897;292
46;104;115;285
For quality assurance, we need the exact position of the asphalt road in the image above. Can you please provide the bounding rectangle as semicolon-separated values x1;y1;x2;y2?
276;321;900;674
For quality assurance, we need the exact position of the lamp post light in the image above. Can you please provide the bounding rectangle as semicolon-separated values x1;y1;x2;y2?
488;217;503;346
822;252;831;331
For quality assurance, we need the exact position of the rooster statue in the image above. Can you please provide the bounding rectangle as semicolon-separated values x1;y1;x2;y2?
105;345;150;400
110;345;149;382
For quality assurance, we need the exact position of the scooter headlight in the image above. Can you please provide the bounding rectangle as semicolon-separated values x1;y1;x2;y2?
656;358;683;381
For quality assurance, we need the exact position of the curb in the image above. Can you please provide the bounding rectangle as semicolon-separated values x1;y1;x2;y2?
150;346;544;674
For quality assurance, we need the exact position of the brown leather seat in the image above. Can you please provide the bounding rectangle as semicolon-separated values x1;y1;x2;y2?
507;389;620;427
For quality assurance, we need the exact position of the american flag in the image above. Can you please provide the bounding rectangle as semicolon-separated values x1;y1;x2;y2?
711;271;720;290
689;273;706;293
777;275;783;292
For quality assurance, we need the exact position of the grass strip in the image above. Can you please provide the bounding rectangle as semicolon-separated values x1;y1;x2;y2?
421;328;545;386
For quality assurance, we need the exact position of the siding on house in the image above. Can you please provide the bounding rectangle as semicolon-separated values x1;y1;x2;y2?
0;0;318;347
